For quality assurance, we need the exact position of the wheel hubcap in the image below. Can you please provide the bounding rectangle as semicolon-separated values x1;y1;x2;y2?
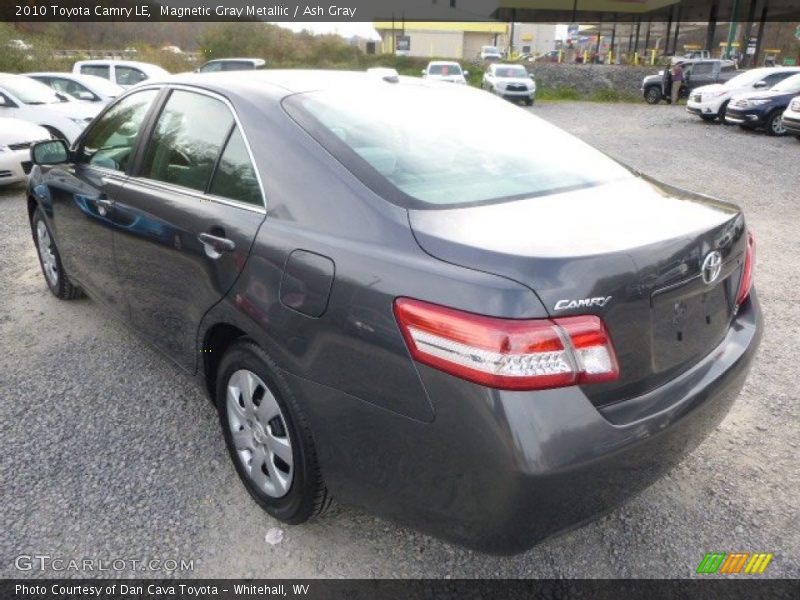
226;369;294;498
36;220;59;286
772;116;785;134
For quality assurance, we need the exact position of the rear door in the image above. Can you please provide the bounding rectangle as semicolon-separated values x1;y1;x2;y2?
686;61;715;89
113;87;265;371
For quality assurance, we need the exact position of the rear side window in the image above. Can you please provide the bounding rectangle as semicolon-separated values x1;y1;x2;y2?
199;62;223;73
140;90;234;192
221;61;255;71
208;127;262;206
116;66;147;86
691;63;713;75
80;89;158;172
81;64;110;79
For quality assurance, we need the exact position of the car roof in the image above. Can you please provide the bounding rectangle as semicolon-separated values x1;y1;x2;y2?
204;58;264;64
74;60;168;73
140;70;452;100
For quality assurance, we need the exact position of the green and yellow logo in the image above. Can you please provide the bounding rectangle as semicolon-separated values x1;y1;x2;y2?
696;552;773;574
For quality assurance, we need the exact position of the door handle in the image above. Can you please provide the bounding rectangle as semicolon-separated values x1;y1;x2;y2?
95;197;114;216
198;232;236;259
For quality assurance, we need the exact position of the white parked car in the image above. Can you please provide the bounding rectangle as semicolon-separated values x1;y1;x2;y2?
0;118;50;186
26;72;124;106
782;95;800;140
482;63;536;105
0;74;99;143
686;66;800;121
72;60;169;88
480;46;504;61
421;61;468;85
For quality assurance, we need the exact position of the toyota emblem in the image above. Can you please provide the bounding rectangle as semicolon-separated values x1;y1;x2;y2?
701;251;723;285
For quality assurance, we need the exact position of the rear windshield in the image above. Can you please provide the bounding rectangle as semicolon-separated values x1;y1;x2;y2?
284;84;632;209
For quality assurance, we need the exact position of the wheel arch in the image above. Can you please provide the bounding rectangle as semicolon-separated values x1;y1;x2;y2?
201;322;249;404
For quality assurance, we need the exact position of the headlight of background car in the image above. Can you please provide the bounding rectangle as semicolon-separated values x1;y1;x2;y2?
746;99;771;107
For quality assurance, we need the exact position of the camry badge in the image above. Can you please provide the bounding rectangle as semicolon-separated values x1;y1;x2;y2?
554;296;612;311
701;251;723;285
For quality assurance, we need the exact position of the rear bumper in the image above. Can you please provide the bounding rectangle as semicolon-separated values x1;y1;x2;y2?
284;292;762;554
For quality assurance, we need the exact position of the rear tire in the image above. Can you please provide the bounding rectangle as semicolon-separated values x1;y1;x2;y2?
644;87;661;105
31;207;83;300
525;98;534;106
765;110;786;136
216;340;330;524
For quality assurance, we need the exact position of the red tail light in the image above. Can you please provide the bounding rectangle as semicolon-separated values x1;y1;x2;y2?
393;298;619;391
735;231;755;307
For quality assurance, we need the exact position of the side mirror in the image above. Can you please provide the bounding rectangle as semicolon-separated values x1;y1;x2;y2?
77;91;95;101
421;69;426;75
31;139;70;165
753;80;768;88
463;70;469;77
55;92;70;102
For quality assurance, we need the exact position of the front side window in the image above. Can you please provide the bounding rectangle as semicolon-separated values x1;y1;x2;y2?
209;127;262;206
80;89;158;171
140;90;233;192
81;65;110;80
116;66;147;86
286;85;632;208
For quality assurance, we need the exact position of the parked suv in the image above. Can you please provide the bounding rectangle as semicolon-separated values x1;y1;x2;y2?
687;66;800;122
421;61;468;85
782;95;800;139
725;73;800;135
482;63;535;105
642;59;737;105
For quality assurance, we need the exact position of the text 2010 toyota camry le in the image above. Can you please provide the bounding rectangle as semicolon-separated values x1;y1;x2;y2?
27;71;761;554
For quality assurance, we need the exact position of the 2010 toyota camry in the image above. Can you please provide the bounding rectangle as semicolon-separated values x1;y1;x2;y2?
26;71;761;554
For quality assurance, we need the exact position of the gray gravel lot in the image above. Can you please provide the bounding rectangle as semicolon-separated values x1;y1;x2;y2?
1;102;798;579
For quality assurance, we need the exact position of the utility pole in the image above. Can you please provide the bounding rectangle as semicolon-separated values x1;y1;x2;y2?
725;0;741;59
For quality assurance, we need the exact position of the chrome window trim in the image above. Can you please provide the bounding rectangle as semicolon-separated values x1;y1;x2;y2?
124;175;267;215
130;83;268;212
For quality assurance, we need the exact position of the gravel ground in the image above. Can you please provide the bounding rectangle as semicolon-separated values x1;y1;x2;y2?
1;102;798;579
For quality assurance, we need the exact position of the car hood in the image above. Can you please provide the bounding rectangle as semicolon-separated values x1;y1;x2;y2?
732;89;796;102
37;101;101;119
0;117;50;144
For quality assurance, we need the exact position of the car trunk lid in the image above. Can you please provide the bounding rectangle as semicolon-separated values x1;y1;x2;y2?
408;177;747;406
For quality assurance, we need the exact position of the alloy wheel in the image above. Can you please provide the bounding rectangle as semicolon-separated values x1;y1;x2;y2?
771;115;786;135
226;369;294;498
36;220;59;286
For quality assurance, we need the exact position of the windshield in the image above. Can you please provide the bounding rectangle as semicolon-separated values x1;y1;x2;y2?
771;73;800;92
495;67;528;78
428;64;461;76
724;70;768;88
286;84;632;208
0;76;63;104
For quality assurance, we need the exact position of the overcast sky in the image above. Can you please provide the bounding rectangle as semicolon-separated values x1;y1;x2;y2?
275;22;381;40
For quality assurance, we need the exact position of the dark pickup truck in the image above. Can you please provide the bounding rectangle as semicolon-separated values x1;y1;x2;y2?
641;59;738;104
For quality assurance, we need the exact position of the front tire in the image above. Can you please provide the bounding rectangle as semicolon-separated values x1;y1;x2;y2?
217;340;330;524
644;87;661;104
31;207;83;300
525;97;534;106
765;110;786;136
700;114;716;122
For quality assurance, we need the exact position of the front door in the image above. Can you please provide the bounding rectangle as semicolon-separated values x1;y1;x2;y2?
40;88;160;313
113;88;265;371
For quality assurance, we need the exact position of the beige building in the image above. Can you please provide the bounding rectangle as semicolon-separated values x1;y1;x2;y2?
512;23;558;56
373;22;509;60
